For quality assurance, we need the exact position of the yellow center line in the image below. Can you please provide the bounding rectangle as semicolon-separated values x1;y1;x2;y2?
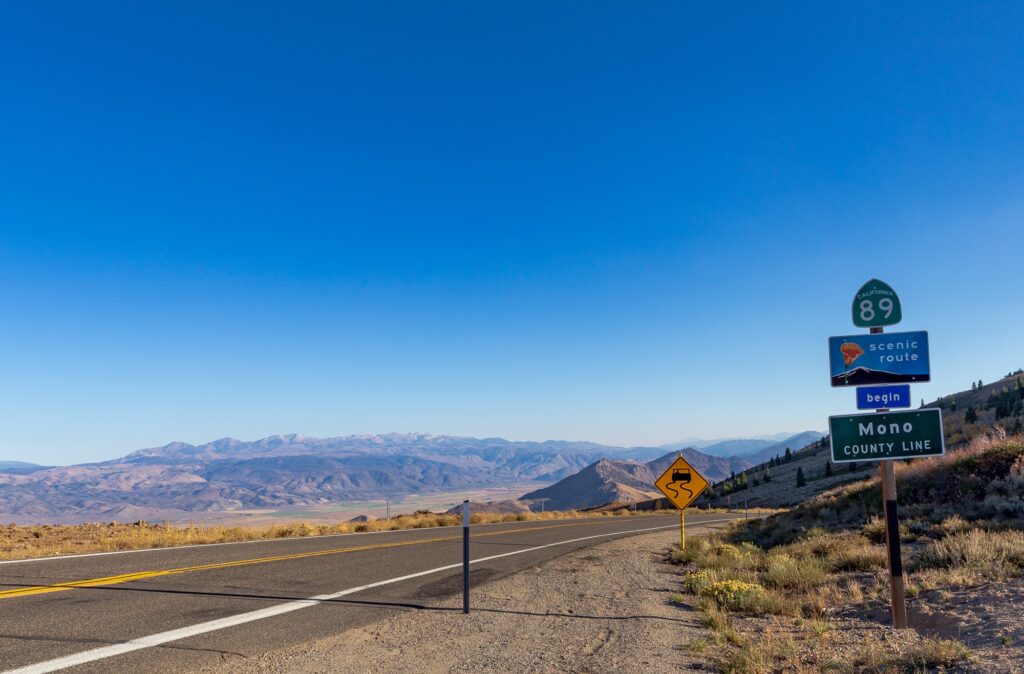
0;518;655;601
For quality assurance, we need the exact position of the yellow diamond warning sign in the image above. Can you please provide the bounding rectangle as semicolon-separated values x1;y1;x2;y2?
655;456;709;510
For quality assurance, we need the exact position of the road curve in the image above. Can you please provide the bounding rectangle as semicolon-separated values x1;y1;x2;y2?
0;512;741;673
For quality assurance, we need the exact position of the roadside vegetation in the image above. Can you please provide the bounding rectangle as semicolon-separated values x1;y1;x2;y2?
668;433;1024;673
0;506;658;561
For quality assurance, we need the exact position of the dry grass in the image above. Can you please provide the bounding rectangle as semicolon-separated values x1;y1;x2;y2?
670;435;1024;673
0;508;648;561
840;635;971;673
912;528;1024;591
763;554;828;591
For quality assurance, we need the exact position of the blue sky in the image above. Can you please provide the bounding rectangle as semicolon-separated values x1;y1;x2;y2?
1;2;1022;464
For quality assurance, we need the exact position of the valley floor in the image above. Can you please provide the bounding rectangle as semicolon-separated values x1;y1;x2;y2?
204;527;722;673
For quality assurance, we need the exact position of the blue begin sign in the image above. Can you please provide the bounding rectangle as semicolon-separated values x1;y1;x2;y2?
857;385;911;410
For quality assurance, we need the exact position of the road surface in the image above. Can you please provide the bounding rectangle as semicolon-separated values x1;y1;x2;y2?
0;512;741;672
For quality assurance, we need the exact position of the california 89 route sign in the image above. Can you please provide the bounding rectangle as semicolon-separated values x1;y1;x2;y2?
852;278;902;328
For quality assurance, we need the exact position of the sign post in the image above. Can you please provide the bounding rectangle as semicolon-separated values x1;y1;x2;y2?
828;280;942;630
654;456;709;551
462;500;470;614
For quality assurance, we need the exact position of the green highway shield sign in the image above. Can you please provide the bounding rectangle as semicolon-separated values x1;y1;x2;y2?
852;279;902;328
829;409;944;463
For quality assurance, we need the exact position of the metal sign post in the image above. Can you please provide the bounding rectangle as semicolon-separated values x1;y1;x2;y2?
462;500;470;614
679;509;685;550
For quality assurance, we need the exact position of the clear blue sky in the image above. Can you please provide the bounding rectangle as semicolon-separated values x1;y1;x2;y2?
1;2;1022;464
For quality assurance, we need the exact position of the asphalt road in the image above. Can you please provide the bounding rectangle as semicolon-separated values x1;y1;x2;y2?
0;512;742;673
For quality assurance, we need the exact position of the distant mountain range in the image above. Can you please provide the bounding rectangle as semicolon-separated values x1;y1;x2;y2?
518;432;822;511
0;431;820;524
0;461;49;475
0;434;662;524
660;432;823;460
658;432;817;457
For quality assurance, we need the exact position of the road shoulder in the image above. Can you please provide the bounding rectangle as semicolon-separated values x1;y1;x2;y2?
215;527;720;673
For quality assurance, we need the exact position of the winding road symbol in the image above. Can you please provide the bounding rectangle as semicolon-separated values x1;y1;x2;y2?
664;469;694;500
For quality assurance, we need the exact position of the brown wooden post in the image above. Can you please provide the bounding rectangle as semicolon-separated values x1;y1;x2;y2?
870;325;908;629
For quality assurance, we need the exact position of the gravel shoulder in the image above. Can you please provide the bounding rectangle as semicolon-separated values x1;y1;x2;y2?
214;526;727;673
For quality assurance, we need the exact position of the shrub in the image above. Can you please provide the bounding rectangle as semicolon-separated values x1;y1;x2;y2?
684;569;716;594
716;543;743;560
701;579;766;612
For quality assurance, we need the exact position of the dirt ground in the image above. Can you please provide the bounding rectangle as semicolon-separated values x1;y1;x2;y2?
845;577;1024;673
215;527;722;673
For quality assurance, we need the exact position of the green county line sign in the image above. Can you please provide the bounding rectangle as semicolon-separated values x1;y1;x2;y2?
828;409;945;463
852;278;902;328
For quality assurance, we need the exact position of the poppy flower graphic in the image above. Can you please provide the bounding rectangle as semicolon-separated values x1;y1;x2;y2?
840;342;864;384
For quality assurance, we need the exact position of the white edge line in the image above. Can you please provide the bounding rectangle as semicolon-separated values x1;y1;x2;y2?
3;518;735;674
0;513;714;566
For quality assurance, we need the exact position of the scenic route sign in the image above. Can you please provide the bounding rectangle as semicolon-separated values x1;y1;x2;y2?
655;456;709;510
828;330;930;387
852;278;902;328
828;409;945;463
856;384;912;410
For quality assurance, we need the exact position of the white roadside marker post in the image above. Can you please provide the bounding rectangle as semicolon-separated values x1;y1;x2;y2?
462;499;470;614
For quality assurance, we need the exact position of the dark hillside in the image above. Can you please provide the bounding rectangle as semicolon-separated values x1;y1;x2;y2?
733;434;1024;547
697;371;1023;509
924;370;1024;445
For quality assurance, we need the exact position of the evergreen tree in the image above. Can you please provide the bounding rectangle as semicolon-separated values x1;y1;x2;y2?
764;467;771;483
784;447;793;462
796;466;806;488
965;405;978;424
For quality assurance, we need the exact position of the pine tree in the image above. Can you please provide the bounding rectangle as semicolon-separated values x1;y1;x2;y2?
796;466;806;487
784;447;793;462
965;405;978;424
764;467;771;483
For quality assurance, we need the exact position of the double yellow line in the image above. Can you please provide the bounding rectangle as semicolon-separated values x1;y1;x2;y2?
0;519;631;601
